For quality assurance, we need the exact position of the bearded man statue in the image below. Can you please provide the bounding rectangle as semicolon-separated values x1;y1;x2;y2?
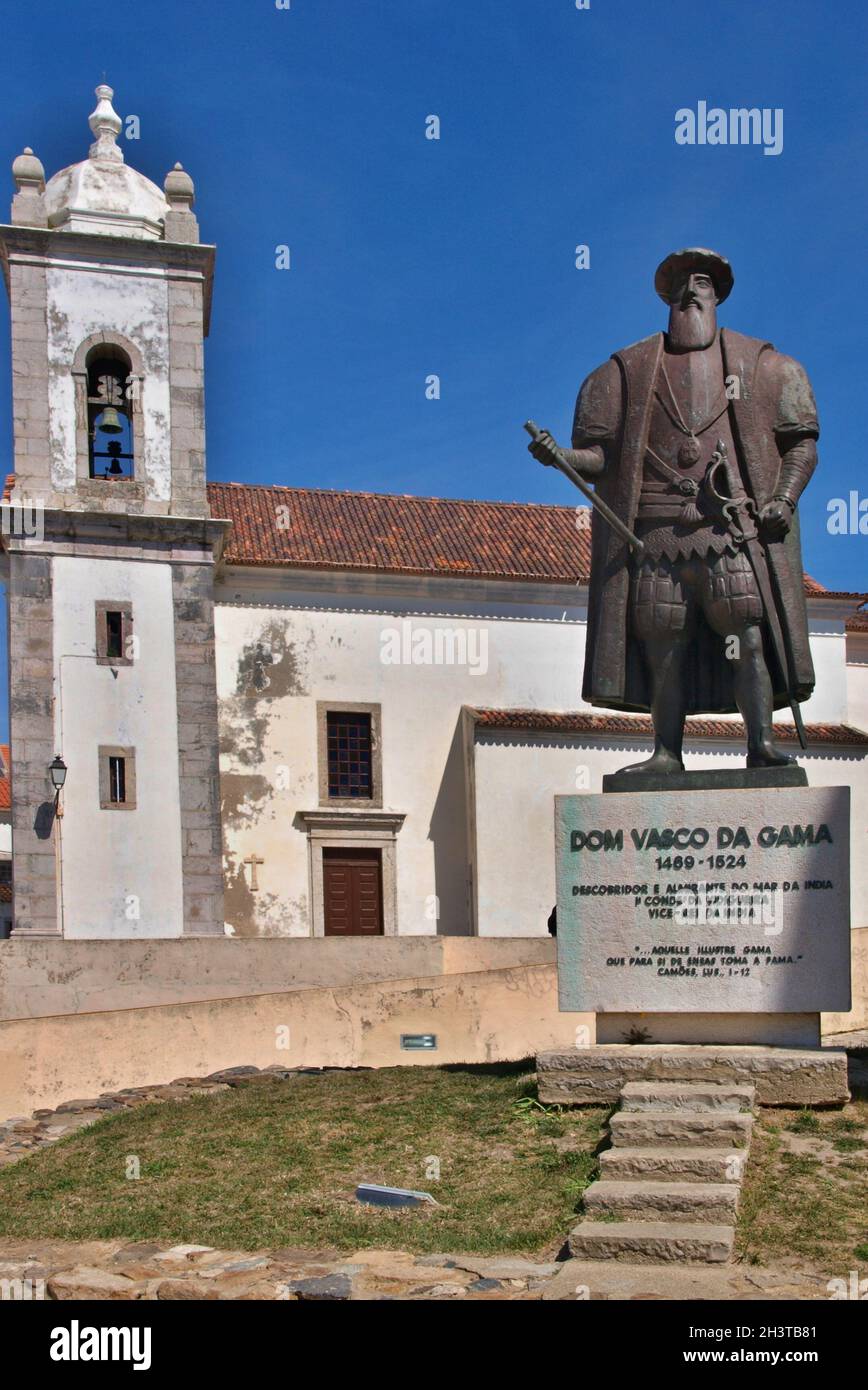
529;248;818;776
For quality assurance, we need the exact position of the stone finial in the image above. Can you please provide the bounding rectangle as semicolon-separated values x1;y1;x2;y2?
88;83;124;164
164;162;195;208
11;146;47;226
12;147;45;192
163;161;199;243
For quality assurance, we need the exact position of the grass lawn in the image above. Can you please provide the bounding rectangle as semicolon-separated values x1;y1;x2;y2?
737;1098;868;1275
0;1063;607;1256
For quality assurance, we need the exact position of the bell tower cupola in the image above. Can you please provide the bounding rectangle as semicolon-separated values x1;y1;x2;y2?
1;83;214;518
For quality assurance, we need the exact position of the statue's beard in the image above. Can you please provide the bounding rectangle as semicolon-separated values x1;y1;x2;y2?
667;301;717;351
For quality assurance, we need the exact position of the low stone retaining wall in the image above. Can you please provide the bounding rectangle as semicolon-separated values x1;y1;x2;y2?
0;937;560;1021
0;963;590;1116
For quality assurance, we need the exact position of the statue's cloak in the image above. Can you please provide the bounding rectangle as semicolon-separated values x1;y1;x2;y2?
578;328;817;715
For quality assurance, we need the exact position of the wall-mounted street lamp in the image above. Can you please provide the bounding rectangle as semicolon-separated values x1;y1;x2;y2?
49;755;67;817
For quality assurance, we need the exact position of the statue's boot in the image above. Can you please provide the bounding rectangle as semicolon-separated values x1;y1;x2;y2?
735;624;797;769
746;730;796;768
617;747;684;776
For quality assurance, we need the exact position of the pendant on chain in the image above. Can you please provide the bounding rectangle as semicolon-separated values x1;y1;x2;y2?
678;436;702;468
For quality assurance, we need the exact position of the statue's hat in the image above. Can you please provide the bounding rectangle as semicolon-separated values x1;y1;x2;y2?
654;248;734;304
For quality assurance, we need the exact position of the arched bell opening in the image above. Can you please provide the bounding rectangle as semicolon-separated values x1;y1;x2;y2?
86;345;135;480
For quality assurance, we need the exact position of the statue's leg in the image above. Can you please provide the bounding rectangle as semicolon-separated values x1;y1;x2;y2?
619;553;690;774
702;550;795;768
733;624;795;766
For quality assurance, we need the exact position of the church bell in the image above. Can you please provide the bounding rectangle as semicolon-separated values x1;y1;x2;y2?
98;407;124;434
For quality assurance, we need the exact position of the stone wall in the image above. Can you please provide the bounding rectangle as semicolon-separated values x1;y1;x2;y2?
6;548;57;935
0;953;591;1116
0;936;562;1020
172;561;225;934
0;932;862;1116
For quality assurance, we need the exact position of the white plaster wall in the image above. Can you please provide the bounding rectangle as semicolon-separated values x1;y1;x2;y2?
846;638;868;732
53;556;184;937
473;732;868;938
215;579;588;938
800;622;848;724
214;575;859;940
45;264;172;497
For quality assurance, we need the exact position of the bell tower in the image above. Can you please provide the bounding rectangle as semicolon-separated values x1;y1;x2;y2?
0;84;225;938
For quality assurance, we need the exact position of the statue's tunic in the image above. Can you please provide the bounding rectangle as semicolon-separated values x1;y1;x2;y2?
638;335;738;561
572;328;818;715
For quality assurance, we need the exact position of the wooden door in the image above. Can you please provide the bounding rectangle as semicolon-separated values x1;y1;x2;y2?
323;848;384;935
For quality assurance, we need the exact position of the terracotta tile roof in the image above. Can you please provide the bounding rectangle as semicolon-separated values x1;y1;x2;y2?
1;471;860;600
0;744;9;810
846;612;868;632
470;709;868;746
203;482;860;597
0;883;11;904
207;481;594;585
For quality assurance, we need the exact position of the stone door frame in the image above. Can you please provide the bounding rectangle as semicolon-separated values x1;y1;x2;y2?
297;810;405;937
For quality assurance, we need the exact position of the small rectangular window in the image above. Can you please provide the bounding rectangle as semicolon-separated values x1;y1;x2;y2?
95;601;133;666
99;745;136;810
106;611;124;659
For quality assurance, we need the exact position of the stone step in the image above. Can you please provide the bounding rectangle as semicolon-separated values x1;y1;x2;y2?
567;1219;734;1264
584;1179;739;1224
536;1045;849;1108
609;1110;753;1149
599;1146;747;1183
620;1081;755;1113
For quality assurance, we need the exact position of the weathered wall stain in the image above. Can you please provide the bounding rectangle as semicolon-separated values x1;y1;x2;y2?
222;856;256;938
219;714;270;769
220;618;307;768
235;621;304;700
223;851;309;938
218;617;314;935
220;771;272;830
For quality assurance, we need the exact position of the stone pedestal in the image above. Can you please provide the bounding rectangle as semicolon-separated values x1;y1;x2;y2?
536;1044;850;1107
555;784;851;1018
594;1012;819;1048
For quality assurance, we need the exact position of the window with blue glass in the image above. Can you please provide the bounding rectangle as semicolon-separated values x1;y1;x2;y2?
327;711;373;799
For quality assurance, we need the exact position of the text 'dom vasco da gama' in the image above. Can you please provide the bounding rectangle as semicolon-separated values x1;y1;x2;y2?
554;787;851;1014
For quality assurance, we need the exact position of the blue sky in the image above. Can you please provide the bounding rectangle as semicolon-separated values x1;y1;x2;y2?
0;0;866;735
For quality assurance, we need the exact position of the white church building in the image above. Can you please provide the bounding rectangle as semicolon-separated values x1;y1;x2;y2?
0;87;866;1084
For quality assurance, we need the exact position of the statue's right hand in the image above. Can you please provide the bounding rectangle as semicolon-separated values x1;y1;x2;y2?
528;430;562;468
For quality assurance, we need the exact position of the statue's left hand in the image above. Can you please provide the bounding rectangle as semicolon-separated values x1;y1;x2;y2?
759;500;793;540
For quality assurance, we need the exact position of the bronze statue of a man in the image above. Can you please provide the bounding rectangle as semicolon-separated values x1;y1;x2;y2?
529;248;818;775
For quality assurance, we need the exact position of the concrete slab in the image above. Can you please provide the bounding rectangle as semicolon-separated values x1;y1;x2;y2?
541;1260;830;1300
